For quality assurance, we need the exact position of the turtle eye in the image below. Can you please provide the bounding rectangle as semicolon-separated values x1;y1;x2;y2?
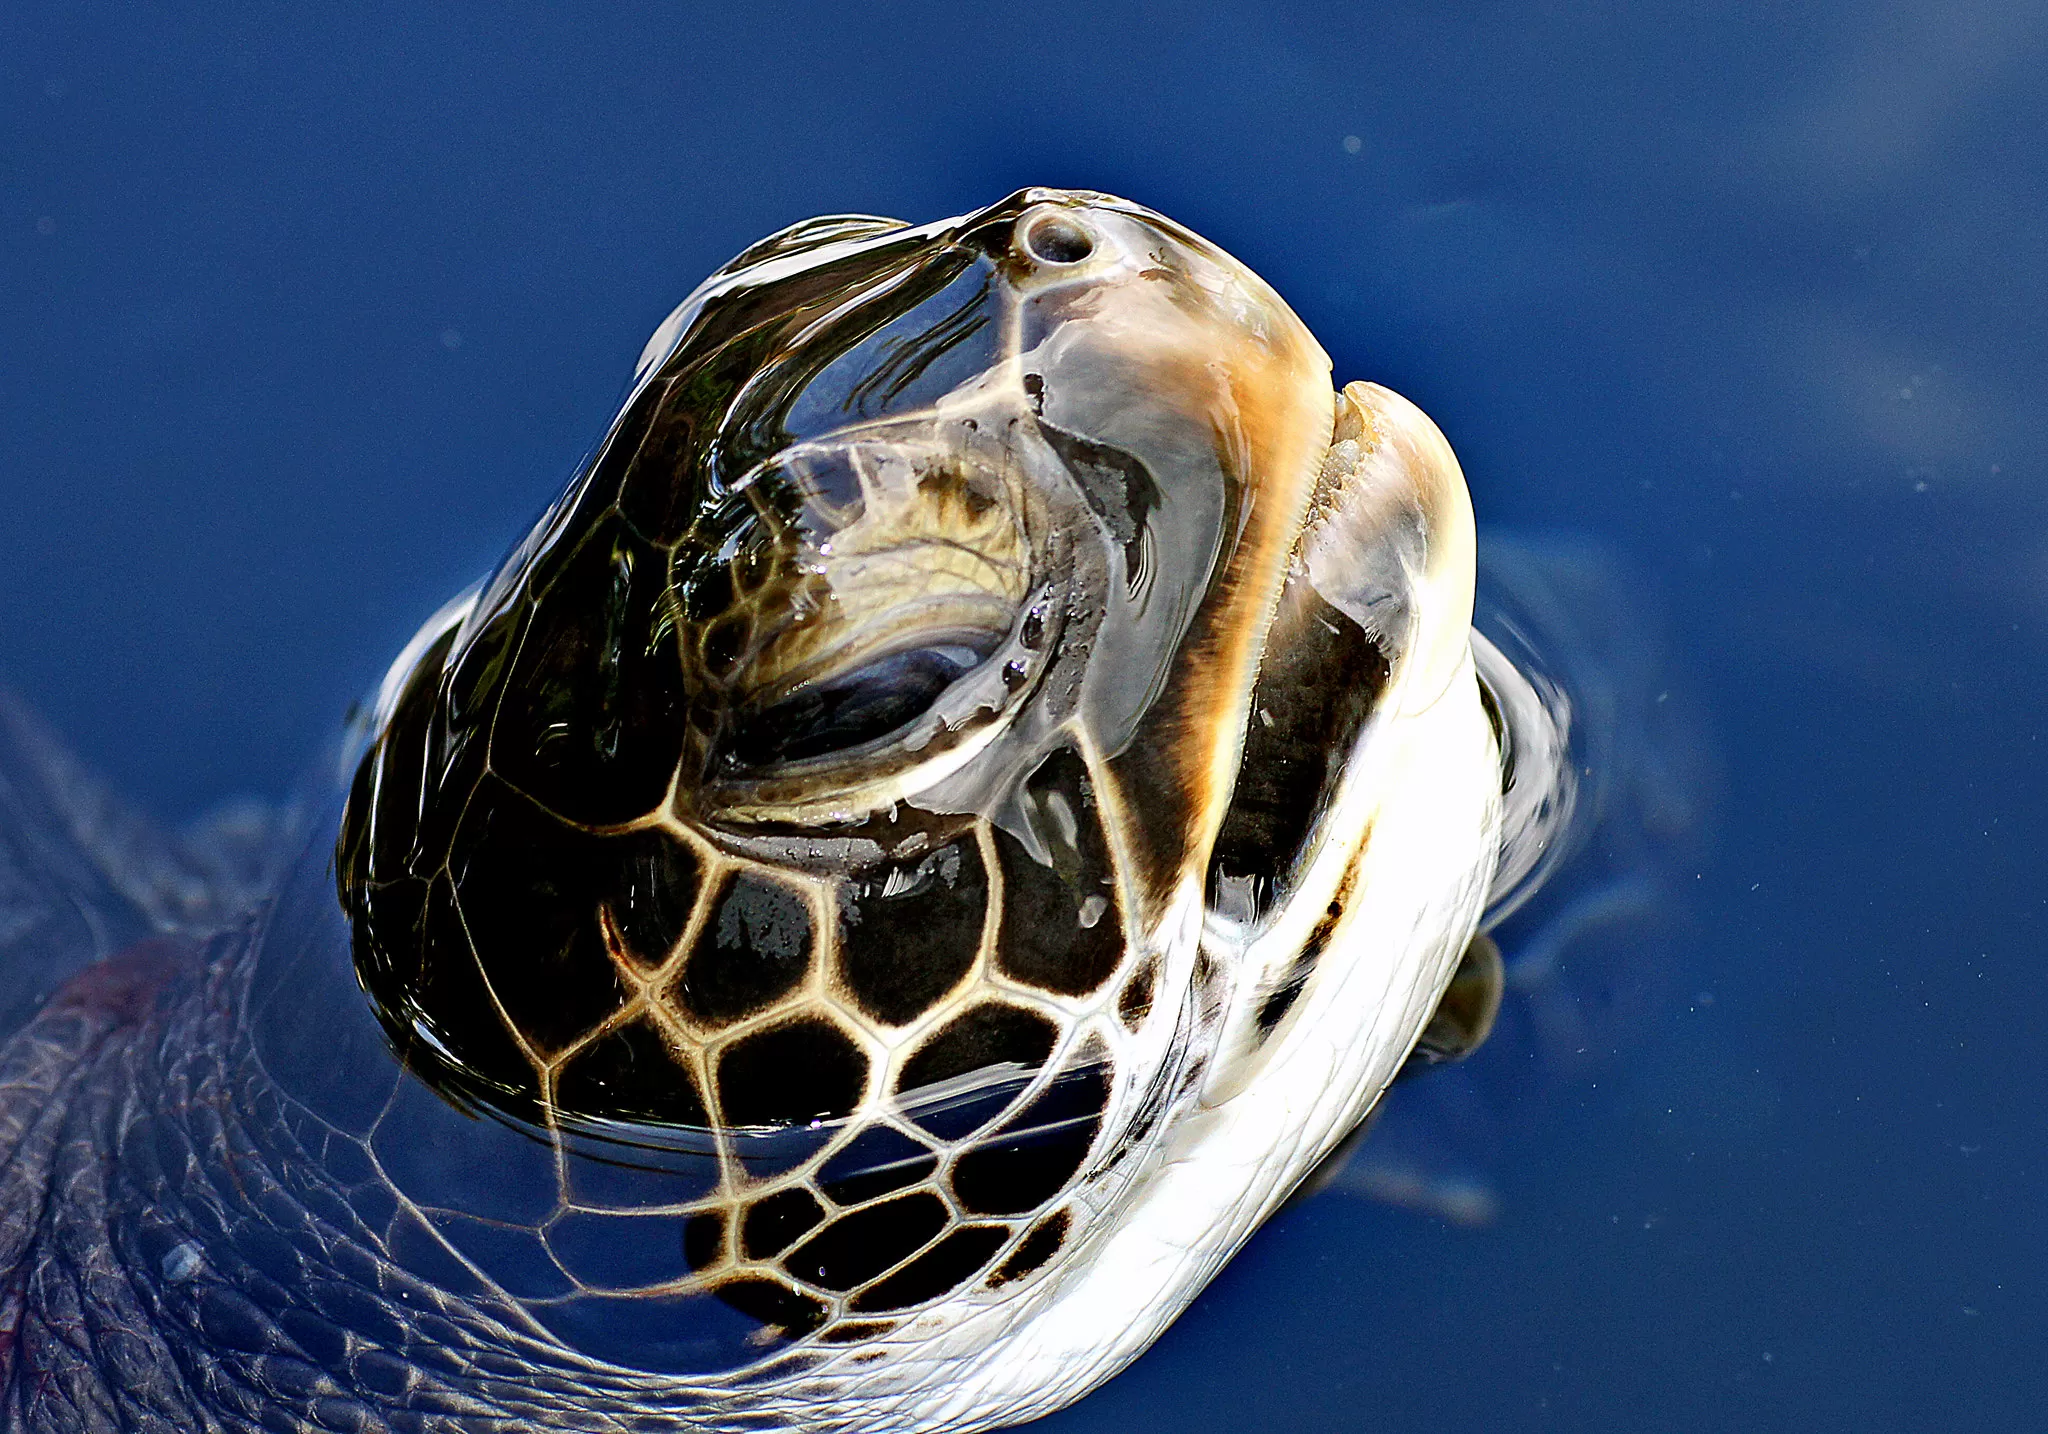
727;637;998;769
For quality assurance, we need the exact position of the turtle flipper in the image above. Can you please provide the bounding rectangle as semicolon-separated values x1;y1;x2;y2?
0;691;287;1041
1402;931;1505;1071
1281;931;1507;1222
0;691;175;1038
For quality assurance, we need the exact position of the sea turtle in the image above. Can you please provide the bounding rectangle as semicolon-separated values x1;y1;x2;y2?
0;189;1581;1433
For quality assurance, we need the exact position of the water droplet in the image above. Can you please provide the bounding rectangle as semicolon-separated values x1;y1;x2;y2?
161;1242;204;1283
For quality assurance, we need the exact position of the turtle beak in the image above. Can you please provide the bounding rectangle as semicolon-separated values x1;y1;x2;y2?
1309;381;1479;716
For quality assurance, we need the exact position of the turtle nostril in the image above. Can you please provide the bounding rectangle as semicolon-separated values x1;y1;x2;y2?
1022;213;1094;265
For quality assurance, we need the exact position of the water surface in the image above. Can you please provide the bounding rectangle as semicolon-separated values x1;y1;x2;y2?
4;2;2043;1428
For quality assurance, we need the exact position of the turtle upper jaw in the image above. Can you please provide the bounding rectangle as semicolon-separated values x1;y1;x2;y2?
1317;381;1481;718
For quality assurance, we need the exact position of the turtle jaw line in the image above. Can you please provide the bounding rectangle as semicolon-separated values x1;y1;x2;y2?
700;708;1016;831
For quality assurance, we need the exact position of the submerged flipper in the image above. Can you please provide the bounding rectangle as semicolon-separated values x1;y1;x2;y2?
0;691;286;1041
1283;931;1505;1218
1401;932;1504;1073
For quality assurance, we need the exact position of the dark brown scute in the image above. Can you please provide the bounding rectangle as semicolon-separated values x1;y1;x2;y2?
815;1125;939;1206
989;1209;1070;1287
730;1119;836;1185
400;878;537;1108
446;780;635;1053
898;1003;1059;1094
608;378;706;548
716;1019;868;1128
991;749;1122;995
488;520;688;826
781;1193;949;1291
950;1061;1112;1216
682;1210;726;1269
406;695;492;885
895;1003;1059;1141
710;1279;828;1342
741;1188;827;1260
340;619;457;886
554;1019;708;1129
352;716;713;1121
837;839;985;1025
603;833;700;970
851;1227;1010;1312
343;873;429;1014
673;872;812;1025
441;587;523;733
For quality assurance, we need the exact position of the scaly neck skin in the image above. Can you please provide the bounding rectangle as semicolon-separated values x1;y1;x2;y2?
0;936;227;1427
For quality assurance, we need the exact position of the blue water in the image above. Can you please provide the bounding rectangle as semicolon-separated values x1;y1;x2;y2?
5;2;2043;1428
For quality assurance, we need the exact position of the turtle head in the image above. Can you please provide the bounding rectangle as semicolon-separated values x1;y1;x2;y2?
333;189;1492;1396
649;188;1337;842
